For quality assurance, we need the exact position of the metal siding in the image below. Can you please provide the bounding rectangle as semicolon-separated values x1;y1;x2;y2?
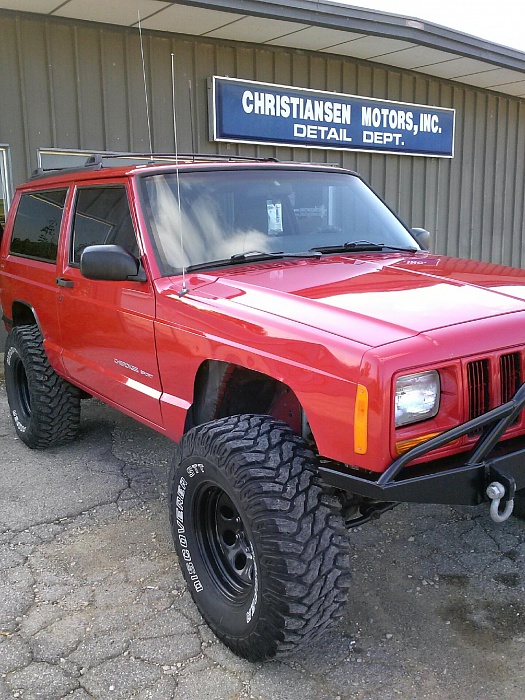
0;15;26;185
193;40;215;155
460;90;476;260
171;39;198;155
1;10;525;268
147;36;172;153
76;27;106;149
101;30;130;152
471;91;487;261
46;23;80;149
481;95;497;263
18;17;54;166
514;103;525;266
124;32;151;153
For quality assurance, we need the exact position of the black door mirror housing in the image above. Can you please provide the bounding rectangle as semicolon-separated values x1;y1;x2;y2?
411;227;431;250
80;245;146;281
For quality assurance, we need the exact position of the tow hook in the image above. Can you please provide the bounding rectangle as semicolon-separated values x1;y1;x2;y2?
486;482;514;523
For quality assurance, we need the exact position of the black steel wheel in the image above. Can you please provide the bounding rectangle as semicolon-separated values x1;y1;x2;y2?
195;485;255;600
4;325;81;448
169;414;350;661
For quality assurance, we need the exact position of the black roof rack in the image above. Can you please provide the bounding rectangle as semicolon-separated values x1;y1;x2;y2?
30;152;280;179
96;152;280;163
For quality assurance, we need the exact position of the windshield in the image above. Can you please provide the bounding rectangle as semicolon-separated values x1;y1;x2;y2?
139;169;419;274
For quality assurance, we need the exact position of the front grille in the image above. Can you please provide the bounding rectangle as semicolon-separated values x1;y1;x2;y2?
465;352;523;435
466;359;490;421
500;352;521;404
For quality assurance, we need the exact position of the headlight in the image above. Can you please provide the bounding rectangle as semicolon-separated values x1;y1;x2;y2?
395;370;440;427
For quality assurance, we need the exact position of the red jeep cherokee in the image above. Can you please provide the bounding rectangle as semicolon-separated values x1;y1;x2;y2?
2;154;525;660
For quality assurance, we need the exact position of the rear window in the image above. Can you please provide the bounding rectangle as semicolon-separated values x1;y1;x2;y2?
9;189;68;263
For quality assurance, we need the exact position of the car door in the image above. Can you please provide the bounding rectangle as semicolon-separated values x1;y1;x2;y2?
2;187;68;370
57;182;163;427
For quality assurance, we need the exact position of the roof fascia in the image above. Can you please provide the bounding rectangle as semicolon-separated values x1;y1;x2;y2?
169;0;525;73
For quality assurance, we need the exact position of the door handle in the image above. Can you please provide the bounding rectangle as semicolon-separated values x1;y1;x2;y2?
56;277;74;288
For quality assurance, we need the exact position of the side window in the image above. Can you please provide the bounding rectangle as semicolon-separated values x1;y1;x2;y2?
9;189;67;262
70;186;138;265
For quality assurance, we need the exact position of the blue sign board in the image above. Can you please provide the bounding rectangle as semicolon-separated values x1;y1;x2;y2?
210;76;455;158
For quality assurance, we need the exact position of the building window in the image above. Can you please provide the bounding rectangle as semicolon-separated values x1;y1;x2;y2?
0;146;13;227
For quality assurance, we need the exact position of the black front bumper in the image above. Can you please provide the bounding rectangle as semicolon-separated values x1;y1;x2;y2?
319;384;525;506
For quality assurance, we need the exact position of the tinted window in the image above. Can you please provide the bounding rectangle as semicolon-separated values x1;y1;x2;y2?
71;186;138;265
10;189;67;262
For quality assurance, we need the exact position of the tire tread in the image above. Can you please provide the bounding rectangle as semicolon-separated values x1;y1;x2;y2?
5;325;80;448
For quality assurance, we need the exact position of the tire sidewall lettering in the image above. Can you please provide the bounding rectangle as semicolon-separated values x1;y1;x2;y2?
5;342;28;433
6;346;17;367
246;558;259;624
186;462;205;478
11;409;27;432
173;455;260;631
176;466;204;593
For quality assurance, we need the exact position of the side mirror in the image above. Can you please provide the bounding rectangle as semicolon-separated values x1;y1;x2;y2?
411;228;431;250
80;244;146;281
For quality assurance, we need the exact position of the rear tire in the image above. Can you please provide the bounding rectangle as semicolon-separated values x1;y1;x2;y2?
169;414;350;661
4;325;81;448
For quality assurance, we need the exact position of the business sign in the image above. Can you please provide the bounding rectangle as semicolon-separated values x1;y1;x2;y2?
209;76;455;158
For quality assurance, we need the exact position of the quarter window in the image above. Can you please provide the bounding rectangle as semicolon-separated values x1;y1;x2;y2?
9;189;67;262
70;186;138;265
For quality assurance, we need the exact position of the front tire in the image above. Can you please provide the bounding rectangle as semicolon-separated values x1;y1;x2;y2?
169;414;350;661
4;325;81;448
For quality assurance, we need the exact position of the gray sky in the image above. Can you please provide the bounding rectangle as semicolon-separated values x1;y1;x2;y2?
331;0;525;51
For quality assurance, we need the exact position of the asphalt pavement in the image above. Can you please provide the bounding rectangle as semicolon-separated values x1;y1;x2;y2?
1;381;525;700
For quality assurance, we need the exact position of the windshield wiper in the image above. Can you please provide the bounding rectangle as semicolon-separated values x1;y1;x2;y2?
185;250;322;272
230;250;322;262
310;240;418;254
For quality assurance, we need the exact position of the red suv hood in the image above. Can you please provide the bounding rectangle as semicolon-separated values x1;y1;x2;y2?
187;253;525;348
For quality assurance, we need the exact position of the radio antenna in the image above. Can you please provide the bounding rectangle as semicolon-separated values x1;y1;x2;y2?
172;53;188;297
138;11;153;160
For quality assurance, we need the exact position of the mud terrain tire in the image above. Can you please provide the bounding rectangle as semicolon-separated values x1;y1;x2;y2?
4;325;81;448
169;414;350;661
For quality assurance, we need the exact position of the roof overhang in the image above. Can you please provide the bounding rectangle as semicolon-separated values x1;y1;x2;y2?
2;0;525;97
